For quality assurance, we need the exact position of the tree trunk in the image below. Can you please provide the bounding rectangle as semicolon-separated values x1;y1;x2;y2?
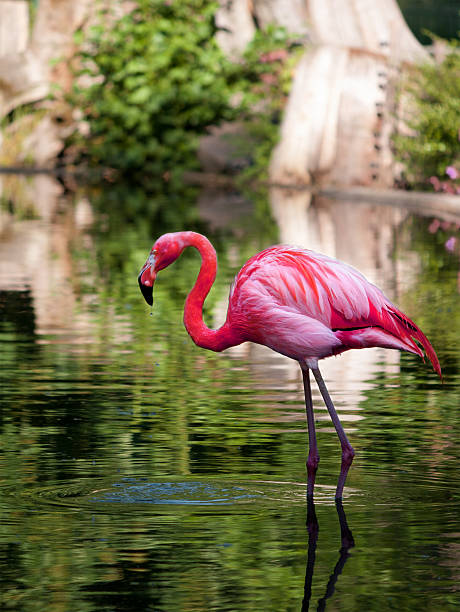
269;0;428;188
252;0;309;36
0;1;47;116
215;0;256;59
0;0;92;117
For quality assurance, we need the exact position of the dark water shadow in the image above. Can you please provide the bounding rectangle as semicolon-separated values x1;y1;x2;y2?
302;498;355;611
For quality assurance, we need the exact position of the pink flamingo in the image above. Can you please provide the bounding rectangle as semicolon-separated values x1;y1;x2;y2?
138;231;441;498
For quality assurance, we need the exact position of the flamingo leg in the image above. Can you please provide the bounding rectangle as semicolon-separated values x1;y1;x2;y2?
301;367;319;497
311;367;355;499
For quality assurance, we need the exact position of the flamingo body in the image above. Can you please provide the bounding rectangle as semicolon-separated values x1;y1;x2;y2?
138;231;441;498
226;245;440;373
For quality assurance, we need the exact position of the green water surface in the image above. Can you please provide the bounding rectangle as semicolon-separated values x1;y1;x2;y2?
0;177;459;611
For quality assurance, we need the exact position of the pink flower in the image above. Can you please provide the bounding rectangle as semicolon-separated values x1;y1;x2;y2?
429;176;440;191
445;236;457;252
260;73;278;85
428;219;440;233
260;49;288;63
446;166;459;180
442;182;455;194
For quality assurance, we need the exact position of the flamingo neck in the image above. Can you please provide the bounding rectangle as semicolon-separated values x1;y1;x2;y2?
181;232;238;352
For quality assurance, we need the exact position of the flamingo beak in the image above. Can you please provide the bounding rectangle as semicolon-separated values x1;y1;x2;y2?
138;253;156;306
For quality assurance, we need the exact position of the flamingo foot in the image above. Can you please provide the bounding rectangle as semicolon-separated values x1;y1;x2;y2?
335;446;355;499
306;454;320;498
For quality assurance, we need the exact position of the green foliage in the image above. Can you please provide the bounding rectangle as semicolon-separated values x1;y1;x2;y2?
69;0;241;180
393;40;460;189
0;105;46;168
68;2;301;184
230;26;303;184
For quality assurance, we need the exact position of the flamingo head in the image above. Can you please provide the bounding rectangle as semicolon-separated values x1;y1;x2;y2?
138;233;184;305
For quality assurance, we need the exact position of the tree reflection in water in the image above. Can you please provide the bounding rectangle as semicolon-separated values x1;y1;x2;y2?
0;174;458;611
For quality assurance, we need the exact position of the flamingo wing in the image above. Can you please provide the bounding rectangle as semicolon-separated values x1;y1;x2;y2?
228;246;441;376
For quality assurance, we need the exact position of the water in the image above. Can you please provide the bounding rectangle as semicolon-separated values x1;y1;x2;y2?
0;174;459;611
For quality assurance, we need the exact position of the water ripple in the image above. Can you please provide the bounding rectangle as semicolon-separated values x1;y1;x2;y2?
7;478;329;512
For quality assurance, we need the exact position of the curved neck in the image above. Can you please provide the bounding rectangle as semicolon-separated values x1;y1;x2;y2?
181;232;238;352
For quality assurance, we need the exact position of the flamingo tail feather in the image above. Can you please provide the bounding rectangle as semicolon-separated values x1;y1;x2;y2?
388;308;441;378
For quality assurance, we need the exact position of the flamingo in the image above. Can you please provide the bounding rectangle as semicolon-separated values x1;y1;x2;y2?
138;231;441;498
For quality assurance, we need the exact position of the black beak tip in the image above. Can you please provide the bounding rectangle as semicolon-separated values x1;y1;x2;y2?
138;275;153;306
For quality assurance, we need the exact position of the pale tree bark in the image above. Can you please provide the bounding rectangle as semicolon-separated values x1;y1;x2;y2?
215;0;309;56
268;0;428;188
252;0;309;36
29;0;93;94
307;0;425;63
215;0;256;59
0;1;46;116
0;0;92;117
0;1;28;55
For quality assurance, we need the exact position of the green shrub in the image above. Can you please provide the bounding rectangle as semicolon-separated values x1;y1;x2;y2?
394;40;460;190
68;1;301;184
69;0;241;180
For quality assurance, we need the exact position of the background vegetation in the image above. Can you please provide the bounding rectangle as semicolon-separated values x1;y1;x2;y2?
393;39;460;192
68;0;300;185
70;0;238;180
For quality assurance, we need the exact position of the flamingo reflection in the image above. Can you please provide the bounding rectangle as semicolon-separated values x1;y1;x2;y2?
302;498;355;610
